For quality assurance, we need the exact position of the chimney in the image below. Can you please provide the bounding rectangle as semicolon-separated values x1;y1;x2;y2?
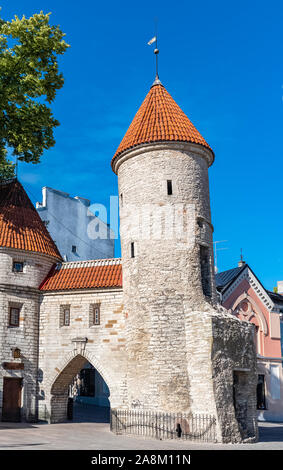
278;281;283;294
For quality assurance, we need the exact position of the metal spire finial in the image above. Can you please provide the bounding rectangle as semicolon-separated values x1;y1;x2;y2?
154;33;159;80
238;248;246;267
148;19;162;86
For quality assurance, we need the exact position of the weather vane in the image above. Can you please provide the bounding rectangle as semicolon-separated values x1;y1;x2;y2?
147;20;159;80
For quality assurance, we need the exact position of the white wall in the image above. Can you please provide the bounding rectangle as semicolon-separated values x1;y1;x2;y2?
36;187;114;262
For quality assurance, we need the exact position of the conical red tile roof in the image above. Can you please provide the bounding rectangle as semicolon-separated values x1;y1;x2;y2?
0;179;62;260
112;82;213;166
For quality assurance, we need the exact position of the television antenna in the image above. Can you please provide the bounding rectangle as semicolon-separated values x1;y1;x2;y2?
214;240;228;273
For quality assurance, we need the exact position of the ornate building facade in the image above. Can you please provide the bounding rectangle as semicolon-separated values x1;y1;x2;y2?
216;262;283;422
0;77;258;443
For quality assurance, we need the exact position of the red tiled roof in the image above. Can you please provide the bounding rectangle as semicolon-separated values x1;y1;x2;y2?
0;179;62;260
112;83;213;165
40;259;122;291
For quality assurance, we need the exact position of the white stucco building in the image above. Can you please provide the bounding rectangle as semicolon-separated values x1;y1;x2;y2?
36;186;114;262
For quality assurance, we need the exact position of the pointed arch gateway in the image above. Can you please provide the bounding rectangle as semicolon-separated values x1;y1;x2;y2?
49;351;119;424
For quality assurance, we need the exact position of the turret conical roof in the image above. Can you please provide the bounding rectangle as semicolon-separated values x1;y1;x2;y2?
112;82;213;167
0;179;62;260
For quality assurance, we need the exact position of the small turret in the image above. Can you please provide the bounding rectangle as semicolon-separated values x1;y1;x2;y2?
112;80;216;411
111;76;257;444
0;178;61;422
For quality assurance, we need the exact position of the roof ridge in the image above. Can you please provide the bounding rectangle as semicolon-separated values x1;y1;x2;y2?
59;258;122;270
215;265;244;277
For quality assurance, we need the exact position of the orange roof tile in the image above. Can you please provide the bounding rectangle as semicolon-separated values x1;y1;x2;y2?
40;259;122;291
0;179;62;260
112;82;213;166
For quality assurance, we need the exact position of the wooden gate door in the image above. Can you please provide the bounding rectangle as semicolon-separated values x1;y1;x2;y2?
2;377;22;422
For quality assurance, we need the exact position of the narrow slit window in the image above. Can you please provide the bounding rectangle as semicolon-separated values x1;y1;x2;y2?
167;180;173;195
131;242;135;258
200;245;211;297
72;245;77;253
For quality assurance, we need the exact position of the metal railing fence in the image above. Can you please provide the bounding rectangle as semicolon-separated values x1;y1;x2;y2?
110;408;217;443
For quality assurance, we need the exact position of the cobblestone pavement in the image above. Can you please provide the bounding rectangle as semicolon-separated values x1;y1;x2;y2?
0;404;282;450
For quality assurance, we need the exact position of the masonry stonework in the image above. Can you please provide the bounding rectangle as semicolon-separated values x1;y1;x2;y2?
112;135;258;442
0;248;57;422
0;79;259;444
38;287;127;422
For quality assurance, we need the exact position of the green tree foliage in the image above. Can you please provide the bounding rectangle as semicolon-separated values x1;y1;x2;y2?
0;11;69;179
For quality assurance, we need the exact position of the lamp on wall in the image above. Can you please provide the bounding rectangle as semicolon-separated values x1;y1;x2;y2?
11;347;21;359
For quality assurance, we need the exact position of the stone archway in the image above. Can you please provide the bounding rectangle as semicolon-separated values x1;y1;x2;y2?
48;352;118;424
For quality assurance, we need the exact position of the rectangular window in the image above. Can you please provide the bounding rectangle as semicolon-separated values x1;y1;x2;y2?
63;308;70;326
131;242;135;258
72;245;77;253
200;245;211;297
60;305;70;327
9;307;20;327
257;374;266;410
167;180;173;195
13;261;23;273
89;304;100;326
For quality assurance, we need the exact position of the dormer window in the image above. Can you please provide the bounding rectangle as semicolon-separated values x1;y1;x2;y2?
13;261;23;273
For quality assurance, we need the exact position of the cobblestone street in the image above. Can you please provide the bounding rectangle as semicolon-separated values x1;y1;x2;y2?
0;418;282;450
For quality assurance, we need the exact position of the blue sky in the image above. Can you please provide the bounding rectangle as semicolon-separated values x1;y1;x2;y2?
2;0;283;289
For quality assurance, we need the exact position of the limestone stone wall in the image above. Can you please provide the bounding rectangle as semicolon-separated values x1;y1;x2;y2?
116;142;216;411
185;308;258;443
0;249;56;422
212;312;258;442
0;247;56;288
114;140;257;443
38;287;127;422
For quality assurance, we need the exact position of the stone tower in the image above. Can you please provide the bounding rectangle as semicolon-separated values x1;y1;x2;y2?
112;78;258;443
0;179;62;422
